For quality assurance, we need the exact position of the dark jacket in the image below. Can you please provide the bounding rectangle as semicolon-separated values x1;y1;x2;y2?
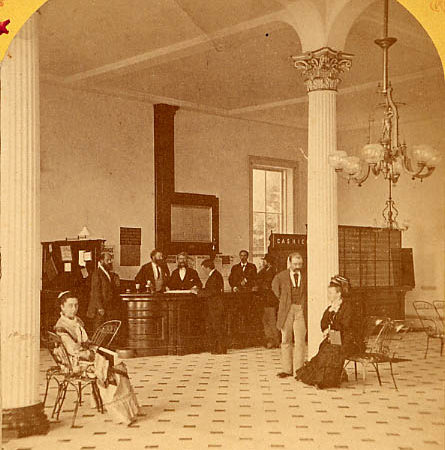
87;266;120;319
135;261;170;290
320;301;359;357
272;269;307;330
168;267;202;290
257;265;278;307
203;270;224;297
228;262;257;291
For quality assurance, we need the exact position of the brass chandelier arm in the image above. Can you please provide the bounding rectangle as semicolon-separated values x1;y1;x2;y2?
401;157;436;179
354;164;372;186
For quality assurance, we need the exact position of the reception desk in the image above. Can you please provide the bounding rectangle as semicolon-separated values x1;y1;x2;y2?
121;291;265;357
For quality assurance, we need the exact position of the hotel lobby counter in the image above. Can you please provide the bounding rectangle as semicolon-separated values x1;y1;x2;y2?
120;291;265;357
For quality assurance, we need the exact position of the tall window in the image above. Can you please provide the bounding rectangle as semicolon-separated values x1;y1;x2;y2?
250;157;296;264
252;168;285;255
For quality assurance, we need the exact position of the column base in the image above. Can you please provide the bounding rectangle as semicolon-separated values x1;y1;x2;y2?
2;402;50;441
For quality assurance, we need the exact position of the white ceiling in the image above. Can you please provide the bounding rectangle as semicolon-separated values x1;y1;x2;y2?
39;0;444;130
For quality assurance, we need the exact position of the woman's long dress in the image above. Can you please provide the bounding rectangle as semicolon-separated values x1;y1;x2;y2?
55;314;140;424
295;301;359;389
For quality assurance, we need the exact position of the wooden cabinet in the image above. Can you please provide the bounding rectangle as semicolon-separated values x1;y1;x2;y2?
40;239;105;337
269;228;411;320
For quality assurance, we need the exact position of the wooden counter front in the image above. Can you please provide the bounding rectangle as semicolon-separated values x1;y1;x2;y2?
121;291;265;357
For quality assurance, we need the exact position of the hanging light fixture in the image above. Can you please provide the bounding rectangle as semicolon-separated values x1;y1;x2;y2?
329;0;441;186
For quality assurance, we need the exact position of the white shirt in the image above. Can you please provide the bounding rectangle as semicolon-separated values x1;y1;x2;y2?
290;270;301;288
208;268;216;278
241;263;247;272
179;267;186;281
152;262;160;280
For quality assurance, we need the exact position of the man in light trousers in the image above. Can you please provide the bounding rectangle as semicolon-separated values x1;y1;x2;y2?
272;252;307;378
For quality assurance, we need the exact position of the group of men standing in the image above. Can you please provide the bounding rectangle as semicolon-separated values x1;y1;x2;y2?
86;248;308;376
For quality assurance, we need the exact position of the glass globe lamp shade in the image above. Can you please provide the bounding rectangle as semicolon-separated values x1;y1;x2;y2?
426;153;441;168
328;150;348;169
344;156;361;175
412;145;436;164
361;143;384;164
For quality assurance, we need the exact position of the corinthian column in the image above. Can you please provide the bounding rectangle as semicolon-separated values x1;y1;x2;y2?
1;15;49;438
293;47;352;357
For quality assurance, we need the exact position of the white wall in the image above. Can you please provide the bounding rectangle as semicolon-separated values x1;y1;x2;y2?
174;109;308;256
39;83;444;309
40;83;155;279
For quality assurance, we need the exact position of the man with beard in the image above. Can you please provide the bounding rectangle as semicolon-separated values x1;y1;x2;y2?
135;249;170;292
167;252;202;291
87;252;121;332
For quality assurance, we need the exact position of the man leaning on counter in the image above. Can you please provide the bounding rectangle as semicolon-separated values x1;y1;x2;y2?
135;249;170;293
167;252;202;292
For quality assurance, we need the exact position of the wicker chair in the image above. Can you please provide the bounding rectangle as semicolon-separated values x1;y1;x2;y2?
413;301;444;358
344;317;409;391
45;331;103;427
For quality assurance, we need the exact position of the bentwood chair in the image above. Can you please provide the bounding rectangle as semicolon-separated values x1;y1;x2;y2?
413;301;444;358
46;331;103;427
344;317;409;391
433;301;444;324
90;320;121;348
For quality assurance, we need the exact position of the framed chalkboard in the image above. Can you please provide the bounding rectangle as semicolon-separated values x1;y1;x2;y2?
162;192;219;255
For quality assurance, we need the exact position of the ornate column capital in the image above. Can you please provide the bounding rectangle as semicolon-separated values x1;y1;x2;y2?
292;47;353;92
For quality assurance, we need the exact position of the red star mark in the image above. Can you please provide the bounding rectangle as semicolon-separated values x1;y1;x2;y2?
0;19;10;35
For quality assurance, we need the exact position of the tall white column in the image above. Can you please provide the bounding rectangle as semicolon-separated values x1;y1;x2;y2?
1;15;49;438
293;48;352;357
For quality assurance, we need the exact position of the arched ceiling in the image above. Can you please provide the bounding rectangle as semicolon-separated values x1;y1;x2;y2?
38;0;444;130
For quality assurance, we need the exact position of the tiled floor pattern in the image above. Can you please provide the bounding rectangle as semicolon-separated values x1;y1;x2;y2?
4;332;444;450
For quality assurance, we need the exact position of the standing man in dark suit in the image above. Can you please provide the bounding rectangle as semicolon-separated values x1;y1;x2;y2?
135;249;170;292
87;252;121;332
272;252;307;378
228;250;257;292
257;254;280;349
167;252;202;291
200;259;227;354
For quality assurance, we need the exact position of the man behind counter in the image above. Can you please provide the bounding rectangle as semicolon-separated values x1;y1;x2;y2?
167;252;202;291
228;249;257;292
135;249;170;292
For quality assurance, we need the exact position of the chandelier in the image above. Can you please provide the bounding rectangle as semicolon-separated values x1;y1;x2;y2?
328;0;441;186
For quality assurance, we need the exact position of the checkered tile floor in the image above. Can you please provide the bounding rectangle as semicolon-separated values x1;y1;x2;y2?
3;332;444;450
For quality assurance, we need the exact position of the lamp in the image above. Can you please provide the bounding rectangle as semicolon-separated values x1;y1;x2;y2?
78;226;91;239
329;0;441;187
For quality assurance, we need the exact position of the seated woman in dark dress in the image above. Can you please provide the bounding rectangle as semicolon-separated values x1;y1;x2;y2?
295;275;360;389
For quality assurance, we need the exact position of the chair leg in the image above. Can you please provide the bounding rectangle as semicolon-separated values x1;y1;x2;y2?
71;384;81;428
373;363;382;386
440;338;444;356
425;335;429;359
78;381;82;405
93;381;104;413
359;363;367;393
55;382;68;421
51;382;63;418
389;361;398;391
43;375;51;407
